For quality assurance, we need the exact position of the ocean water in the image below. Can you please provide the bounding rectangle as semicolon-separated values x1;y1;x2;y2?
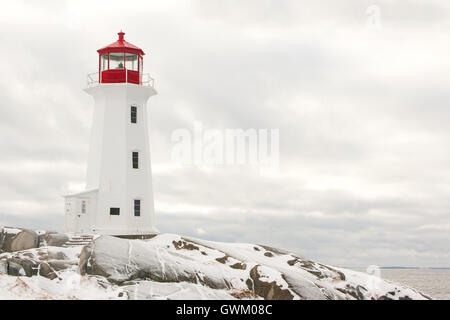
380;269;450;300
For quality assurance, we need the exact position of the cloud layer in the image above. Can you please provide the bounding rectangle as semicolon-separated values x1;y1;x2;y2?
0;0;449;267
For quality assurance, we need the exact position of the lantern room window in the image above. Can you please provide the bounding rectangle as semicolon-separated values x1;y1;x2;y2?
126;53;138;71
101;54;108;71
110;52;124;69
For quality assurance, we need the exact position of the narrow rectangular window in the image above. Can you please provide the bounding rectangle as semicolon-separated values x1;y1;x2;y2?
131;106;137;124
134;200;141;217
101;54;108;71
132;152;139;169
81;201;86;214
110;208;120;216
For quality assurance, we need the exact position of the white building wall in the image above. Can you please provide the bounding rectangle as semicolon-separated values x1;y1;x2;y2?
64;189;98;234
65;83;157;235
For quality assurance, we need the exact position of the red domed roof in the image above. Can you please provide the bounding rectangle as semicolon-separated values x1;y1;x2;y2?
97;31;145;56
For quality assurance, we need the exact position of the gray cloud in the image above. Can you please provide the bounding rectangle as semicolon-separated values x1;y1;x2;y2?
0;0;449;267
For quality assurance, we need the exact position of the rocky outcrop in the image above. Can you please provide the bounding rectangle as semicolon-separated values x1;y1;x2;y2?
0;228;433;300
44;233;69;247
247;265;294;300
77;235;431;300
0;228;39;253
0;246;78;280
79;235;231;290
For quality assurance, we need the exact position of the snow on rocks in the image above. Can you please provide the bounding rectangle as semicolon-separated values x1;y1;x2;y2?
247;265;296;300
0;243;126;300
79;235;247;292
0;245;81;279
0;228;433;300
332;267;432;300
123;281;239;300
77;234;431;300
0;272;126;300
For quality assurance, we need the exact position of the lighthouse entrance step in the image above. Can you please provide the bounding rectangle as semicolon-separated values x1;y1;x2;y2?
55;233;158;248
63;234;95;247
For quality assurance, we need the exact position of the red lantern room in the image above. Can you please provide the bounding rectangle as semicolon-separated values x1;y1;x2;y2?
96;31;146;85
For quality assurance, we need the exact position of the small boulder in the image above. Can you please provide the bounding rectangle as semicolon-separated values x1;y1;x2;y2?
7;260;26;276
38;263;58;280
48;260;75;271
45;233;69;247
11;230;39;252
47;250;69;261
7;258;38;277
1;229;39;252
1;228;21;251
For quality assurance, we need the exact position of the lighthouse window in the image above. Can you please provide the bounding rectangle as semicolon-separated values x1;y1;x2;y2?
126;54;138;71
134;200;141;217
131;106;137;123
101;54;108;71
109;52;124;69
110;208;120;216
132;152;139;169
81;201;86;214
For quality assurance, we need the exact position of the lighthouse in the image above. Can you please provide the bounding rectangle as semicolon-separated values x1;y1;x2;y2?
64;32;157;236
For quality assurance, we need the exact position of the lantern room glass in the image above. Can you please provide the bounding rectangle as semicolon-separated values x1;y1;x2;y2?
101;54;108;71
109;52;124;69
125;53;138;71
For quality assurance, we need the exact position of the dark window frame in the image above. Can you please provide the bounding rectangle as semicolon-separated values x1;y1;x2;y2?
132;151;139;169
131;106;137;124
110;207;120;216
134;199;141;217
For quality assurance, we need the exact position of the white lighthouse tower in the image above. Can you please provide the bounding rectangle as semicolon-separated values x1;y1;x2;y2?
64;32;157;236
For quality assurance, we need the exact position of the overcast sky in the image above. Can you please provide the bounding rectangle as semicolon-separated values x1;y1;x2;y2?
1;0;450;268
